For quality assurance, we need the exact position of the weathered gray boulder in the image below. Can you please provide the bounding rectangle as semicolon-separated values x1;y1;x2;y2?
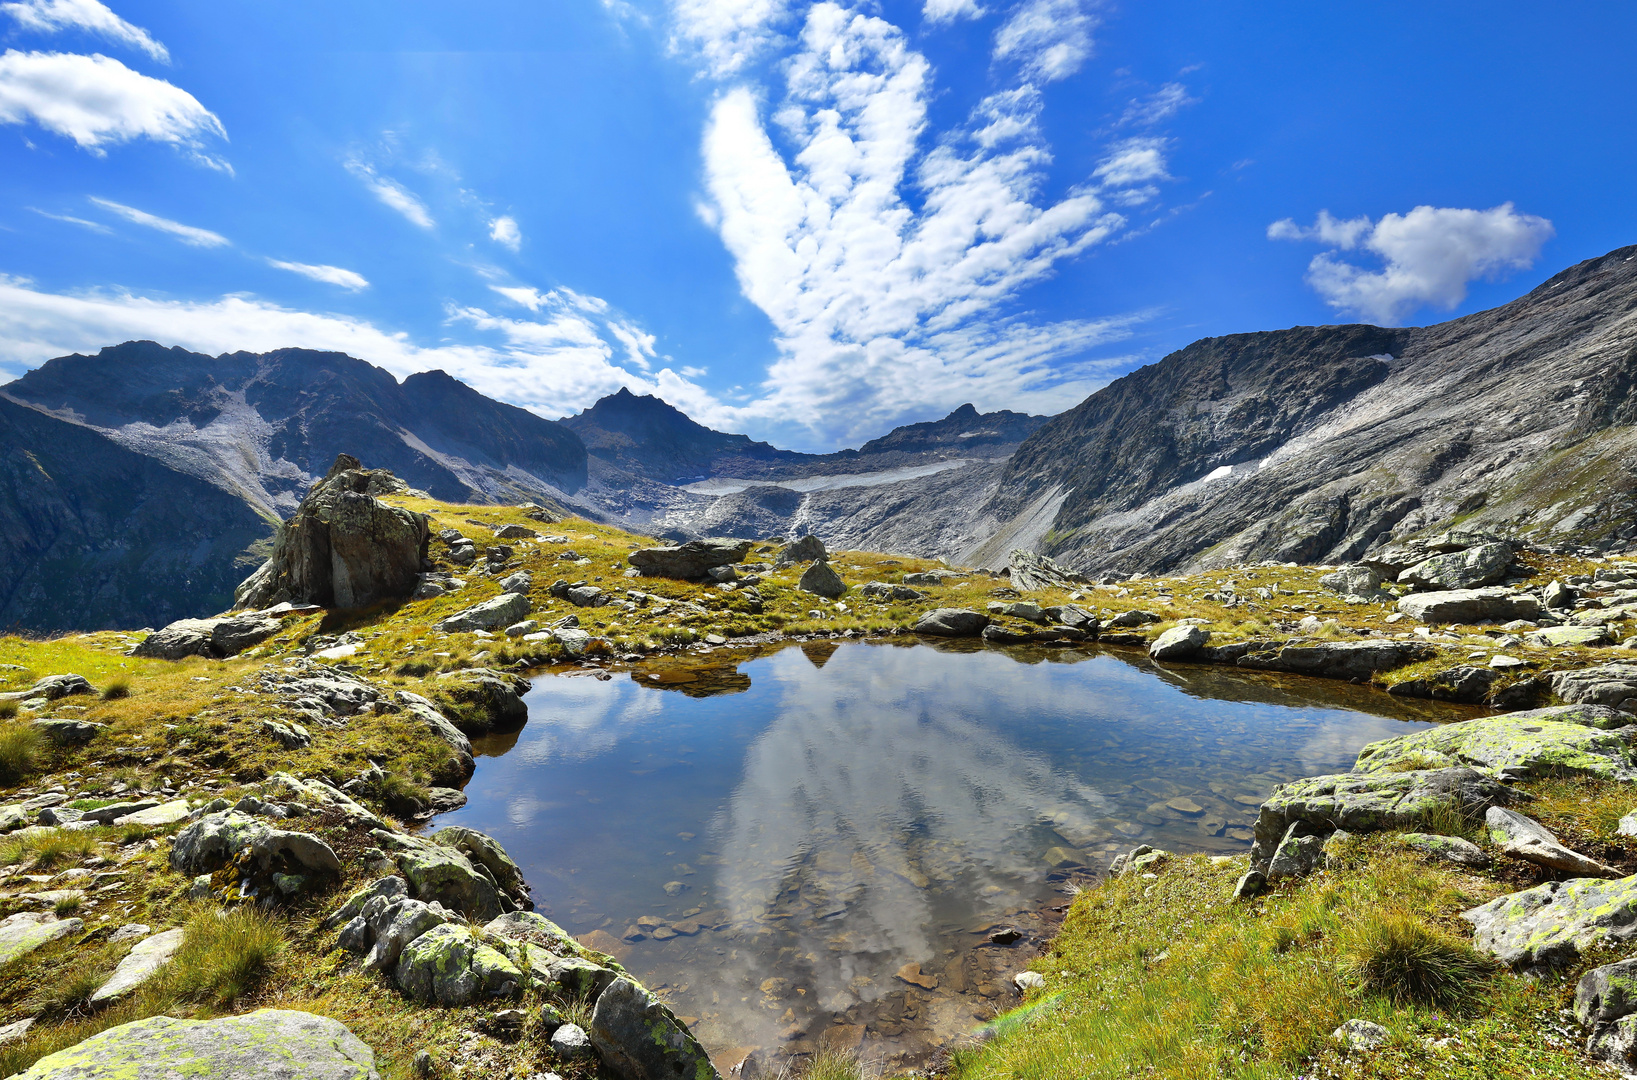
434;668;529;733
1398;542;1514;590
589;976;722;1080
1045;604;1097;631
550;1023;594;1062
774;534;827;568
1401;832;1491;868
1396;588;1542;625
7;1010;380;1079
362;899;451;972
237;455;430;611
1353;708;1637;782
553;627;593;658
435;593;532;633
81;799;159;825
494;524;538;540
992;600;1047;623
90;927;184;1004
1149;624;1209;661
31;718;106;746
114;799;190;826
542;954;620;998
1486;807;1619;877
169;811;270;875
566;585;607;608
913;608;990;636
1549;664;1637;714
3;673;93;701
1526;625;1613;648
1463;875;1637;972
1007;549;1083;592
434;826;530;905
0;911;82;965
1236;640;1435;680
1385;664;1498;704
1266;824;1326;881
370;831;504;921
1250;768;1508;872
798;560;847;599
1576;958;1637;1068
1321;565;1386;598
483;910;575;952
262;719;312;749
395;924;524;1005
629;538;752;579
323;875;409;932
497;570;532;595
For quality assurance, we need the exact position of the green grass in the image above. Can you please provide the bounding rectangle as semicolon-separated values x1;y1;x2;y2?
158;906;286;1007
1339;910;1496;1009
100;677;131;700
0;721;42;783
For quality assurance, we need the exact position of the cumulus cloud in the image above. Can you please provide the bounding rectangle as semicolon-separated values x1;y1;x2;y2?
345;158;435;229
0;49;227;166
489;214;521;251
993;0;1095;83
923;0;984;25
695;2;1131;444
1270;203;1555;325
267;259;369;290
669;0;791;76
89;196;228;246
1;0;168;62
0;275;716;422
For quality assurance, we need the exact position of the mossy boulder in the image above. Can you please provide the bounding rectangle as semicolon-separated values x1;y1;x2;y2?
1463;875;1637;973
369;830;502;922
394;924;524;1006
1353;707;1637;782
10;1009;379;1079
590;976;722;1080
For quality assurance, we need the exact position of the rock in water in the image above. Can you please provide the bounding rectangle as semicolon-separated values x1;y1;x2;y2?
589;976;721;1080
237;455;430;611
798;560;847;599
774;534;827;568
628;538;752;579
912;608;990;636
9;1009;380;1079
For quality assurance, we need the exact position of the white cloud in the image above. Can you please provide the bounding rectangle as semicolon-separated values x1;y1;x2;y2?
267;259;369;290
2;0;168;62
0;49;227;167
1271;202;1555;325
669;0;791;76
28;205;110;232
345;158;435;229
993;0;1095;83
923;0;984;25
0;275;714;423
89;196;228;247
491;284;548;311
696;3;1130;444
489;214;521;251
1093;136;1168;187
1116;82;1193;127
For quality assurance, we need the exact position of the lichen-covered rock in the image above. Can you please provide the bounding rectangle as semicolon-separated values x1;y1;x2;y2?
798;560;847;599
1486;807;1619;877
550;1023;594;1062
434;668;530;734
913;608;990;636
544;955;619;998
629;538;752;579
1353;710;1637;782
237;454;430;612
484;910;575;952
364;899;451;973
433;827;530;908
1149;624;1209;661
1235;640;1436;680
1266;824;1325;881
0;911;82;965
169;811;270;875
1250;768;1508;872
435;593;532;634
89;927;183;1004
1401;832;1491;868
113;799;190;826
1526;625;1613;648
371;830;503;922
322;876;408;933
14;1010;379;1079
1398;542;1514;590
394;924;524;1006
1385;664;1498;704
1463;875;1637;972
1576;958;1637;1067
1549;664;1637;715
589;976;722;1080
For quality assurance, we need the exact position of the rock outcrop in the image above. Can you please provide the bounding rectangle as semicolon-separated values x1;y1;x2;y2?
1464;875;1637;972
236;455;430;611
1352;707;1637;782
628;538;752;579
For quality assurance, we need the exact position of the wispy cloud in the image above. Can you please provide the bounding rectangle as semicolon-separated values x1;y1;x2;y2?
1116;82;1194;128
89;196;229;247
267;259;369;290
345;158;435;229
1270;203;1554;324
28;205;110;232
488;214;521;251
1;0;168;63
0;49;227;168
993;0;1096;83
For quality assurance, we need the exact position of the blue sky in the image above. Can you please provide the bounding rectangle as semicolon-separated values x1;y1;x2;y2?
0;1;1632;451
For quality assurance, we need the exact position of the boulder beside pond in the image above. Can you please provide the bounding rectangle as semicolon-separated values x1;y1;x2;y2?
912;608;990;636
1352;707;1637;782
1463;874;1637;973
590;976;722;1080
628;538;752;579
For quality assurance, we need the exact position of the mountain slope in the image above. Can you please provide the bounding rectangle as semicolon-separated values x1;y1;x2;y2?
978;244;1637;573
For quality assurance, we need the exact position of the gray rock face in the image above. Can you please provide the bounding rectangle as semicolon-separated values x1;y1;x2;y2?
372;830;508;921
1332;1019;1390;1050
549;1023;594;1062
1007;549;1083;591
435;593;532;633
322;875;409;933
1526;625;1614;648
1320;565;1385;598
589;976;722;1080
566;585;607;608
1250;768;1508;872
433;826;531;907
363;899;451;973
1149;624;1210;661
1486;806;1619;877
90;927;184;1004
629;538;752;579
912;608;990;636
395;924;524;1006
1235;640;1436;681
1396;588;1542;625
775;534;827;567
1545;579;1576;609
8;1009;380;1080
169;811;271;875
237;455;431;611
0;911;82;965
1385;664;1498;705
434;668;529;733
1353;709;1637;782
1401;832;1491;868
798;560;847;599
1549;664;1637;714
1397;542;1515;590
1464;875;1637;972
5;673;94;701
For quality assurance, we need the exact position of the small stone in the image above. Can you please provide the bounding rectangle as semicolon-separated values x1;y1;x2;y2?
895;962;938;989
1332;1018;1390;1050
1486;807;1619;877
1013;971;1046;993
549;1023;594;1062
1232;870;1266;900
663;880;687;896
412;1049;436;1078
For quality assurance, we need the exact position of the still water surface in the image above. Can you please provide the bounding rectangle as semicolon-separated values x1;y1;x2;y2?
433;639;1471;1068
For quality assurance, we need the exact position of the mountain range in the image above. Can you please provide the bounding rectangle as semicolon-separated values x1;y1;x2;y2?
3;243;1635;631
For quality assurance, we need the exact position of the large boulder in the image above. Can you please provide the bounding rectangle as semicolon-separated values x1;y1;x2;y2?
370;830;507;921
9;1009;380;1079
1576;958;1637;1068
1463;875;1637;973
394;924;524;1006
1397;541;1514;590
236;455;430;611
1395;588;1542;625
1320;564;1386;598
774;534;827;568
1235;640;1435;680
1007;549;1083;592
31;718;106;746
913;608;990;636
1149;625;1209;661
1526;625;1614;648
433;826;531;905
433;668;529;733
1352;708;1637;782
590;976;722;1080
434;593;531;633
169;811;271;875
1550;665;1637;713
1385;665;1498;704
1249;767;1508;872
798;560;847;599
629;538;752;579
